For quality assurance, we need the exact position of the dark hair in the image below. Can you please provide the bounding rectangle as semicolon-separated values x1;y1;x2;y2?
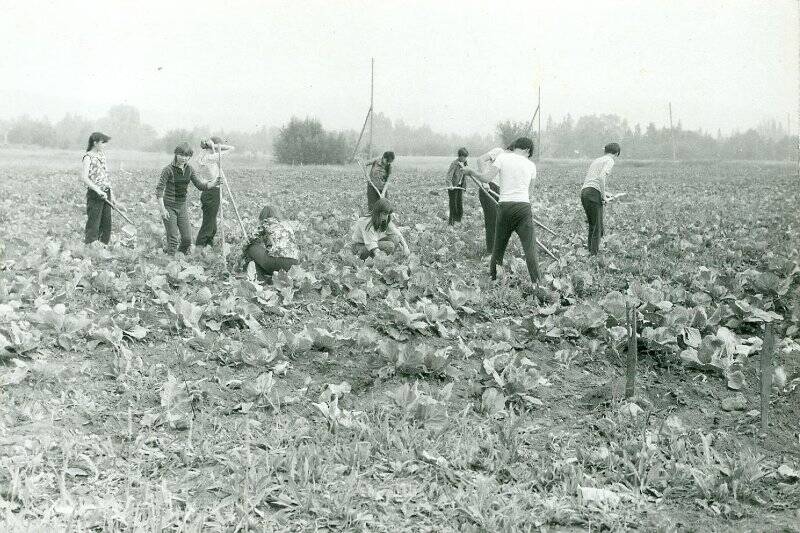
259;205;280;221
457;147;469;157
604;142;621;156
174;142;194;157
375;151;394;177
200;136;224;150
509;137;534;158
368;198;393;230
86;132;111;152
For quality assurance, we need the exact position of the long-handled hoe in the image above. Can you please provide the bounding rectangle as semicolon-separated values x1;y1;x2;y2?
467;175;558;261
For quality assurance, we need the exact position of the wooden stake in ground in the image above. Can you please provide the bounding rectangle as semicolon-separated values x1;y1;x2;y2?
625;303;638;399
760;323;775;432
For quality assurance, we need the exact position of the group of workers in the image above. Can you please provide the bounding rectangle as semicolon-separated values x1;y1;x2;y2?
80;131;621;287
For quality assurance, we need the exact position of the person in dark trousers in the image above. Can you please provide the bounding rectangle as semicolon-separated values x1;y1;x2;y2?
365;151;395;210
446;148;469;225
155;143;220;254
580;142;620;255
80;132;117;244
196;136;235;247
463;138;539;285
239;205;299;278
474;147;506;254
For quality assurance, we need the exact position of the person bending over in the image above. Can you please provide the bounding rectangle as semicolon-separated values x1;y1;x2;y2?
155;143;219;254
240;205;300;276
580;142;621;255
463;137;539;284
365;151;395;210
350;198;410;260
446;147;469;225
196;136;235;247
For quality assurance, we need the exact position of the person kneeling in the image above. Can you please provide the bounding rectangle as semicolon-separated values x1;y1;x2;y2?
350;198;410;259
241;206;300;277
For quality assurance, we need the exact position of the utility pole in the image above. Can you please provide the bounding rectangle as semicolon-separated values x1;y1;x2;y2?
537;86;542;161
368;58;374;161
669;102;677;161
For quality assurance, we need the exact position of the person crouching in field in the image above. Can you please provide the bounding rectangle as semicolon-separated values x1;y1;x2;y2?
350;198;410;260
81;132;118;244
580;142;621;255
474;146;505;254
195;136;235;247
365;151;395;210
155;143;220;254
446;147;469;225
239;206;299;278
463;137;539;285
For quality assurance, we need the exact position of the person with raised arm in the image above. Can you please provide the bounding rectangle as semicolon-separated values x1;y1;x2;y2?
196;136;235;247
365;151;395;210
580;142;621;256
462;137;539;285
155;142;220;255
81;132;118;244
473;146;506;254
350;198;410;260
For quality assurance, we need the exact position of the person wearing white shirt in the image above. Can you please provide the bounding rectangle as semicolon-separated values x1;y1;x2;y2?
580;143;621;255
463;137;540;285
196;136;235;247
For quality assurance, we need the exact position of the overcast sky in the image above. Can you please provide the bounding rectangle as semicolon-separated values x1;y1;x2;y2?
1;0;797;136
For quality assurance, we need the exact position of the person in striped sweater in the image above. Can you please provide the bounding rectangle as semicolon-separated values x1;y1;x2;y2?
155;143;220;254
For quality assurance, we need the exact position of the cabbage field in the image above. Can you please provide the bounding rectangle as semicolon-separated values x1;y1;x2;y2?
1;150;798;531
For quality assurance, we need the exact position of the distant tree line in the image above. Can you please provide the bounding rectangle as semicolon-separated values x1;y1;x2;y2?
0;105;795;162
0;105;278;156
537;114;797;161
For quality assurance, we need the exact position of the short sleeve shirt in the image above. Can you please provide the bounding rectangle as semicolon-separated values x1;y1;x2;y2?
492;152;536;203
84;151;110;190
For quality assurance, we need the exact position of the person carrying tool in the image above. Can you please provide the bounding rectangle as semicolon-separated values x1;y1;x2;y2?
155;143;220;255
473;146;506;254
580;142;621;255
462;137;540;285
365;151;395;210
81;132;119;244
196;136;235;247
446;147;469;225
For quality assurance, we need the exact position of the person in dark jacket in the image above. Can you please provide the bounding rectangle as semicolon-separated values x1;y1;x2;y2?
446;147;469;225
155;143;220;254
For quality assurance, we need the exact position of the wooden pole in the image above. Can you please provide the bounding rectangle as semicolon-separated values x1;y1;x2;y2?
760;323;775;432
368;58;374;161
669;102;677;161
625;303;638;399
537;86;542;161
350;107;372;162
